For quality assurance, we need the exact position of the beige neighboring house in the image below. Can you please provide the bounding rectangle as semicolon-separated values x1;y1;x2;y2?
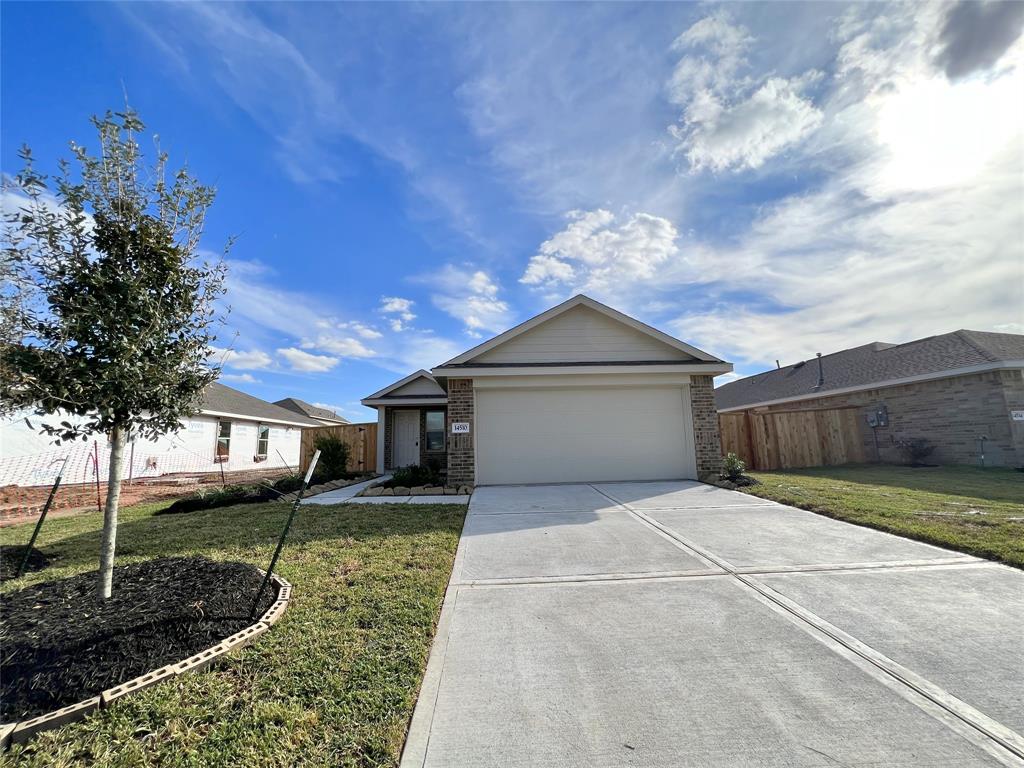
362;294;733;486
715;330;1024;468
273;398;351;426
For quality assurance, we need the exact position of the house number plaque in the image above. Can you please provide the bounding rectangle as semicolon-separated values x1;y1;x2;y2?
451;422;471;434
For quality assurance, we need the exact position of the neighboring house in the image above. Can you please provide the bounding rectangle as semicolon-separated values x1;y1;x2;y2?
0;382;319;487
362;294;733;486
273;398;351;426
715;330;1024;468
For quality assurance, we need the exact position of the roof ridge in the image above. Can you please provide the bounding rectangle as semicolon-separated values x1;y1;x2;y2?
953;329;999;363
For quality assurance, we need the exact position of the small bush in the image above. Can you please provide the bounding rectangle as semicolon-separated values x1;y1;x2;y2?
721;452;747;481
894;437;937;465
312;435;350;483
271;473;304;494
389;464;440;488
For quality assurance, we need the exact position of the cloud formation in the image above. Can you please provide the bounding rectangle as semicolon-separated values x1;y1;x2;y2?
427;265;512;338
379;296;416;332
520;210;679;298
277;347;339;373
668;12;822;172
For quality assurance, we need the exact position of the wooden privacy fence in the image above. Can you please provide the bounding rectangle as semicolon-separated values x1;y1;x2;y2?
719;407;866;471
299;423;377;474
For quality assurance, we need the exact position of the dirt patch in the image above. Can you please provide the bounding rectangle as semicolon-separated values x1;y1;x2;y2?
0;545;50;582
0;556;275;721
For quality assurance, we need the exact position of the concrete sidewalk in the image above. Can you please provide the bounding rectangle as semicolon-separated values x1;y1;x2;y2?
402;481;1024;767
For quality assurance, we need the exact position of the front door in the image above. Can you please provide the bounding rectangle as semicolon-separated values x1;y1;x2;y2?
393;410;420;467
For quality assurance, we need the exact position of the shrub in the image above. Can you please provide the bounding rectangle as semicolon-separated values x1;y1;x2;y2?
894;438;936;465
271;473;304;494
312;435;350;482
389;464;440;488
721;452;747;482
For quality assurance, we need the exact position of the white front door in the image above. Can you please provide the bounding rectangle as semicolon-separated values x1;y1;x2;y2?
393;410;420;467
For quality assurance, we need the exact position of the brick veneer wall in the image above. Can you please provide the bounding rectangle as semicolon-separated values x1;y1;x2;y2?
751;369;1024;468
446;378;475;486
690;375;723;479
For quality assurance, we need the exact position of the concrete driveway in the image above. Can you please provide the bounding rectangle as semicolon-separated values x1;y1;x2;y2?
402;481;1024;768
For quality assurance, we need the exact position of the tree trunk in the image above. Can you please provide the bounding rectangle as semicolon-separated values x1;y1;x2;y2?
99;425;126;599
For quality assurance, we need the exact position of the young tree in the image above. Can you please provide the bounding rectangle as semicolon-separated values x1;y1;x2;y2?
1;109;228;598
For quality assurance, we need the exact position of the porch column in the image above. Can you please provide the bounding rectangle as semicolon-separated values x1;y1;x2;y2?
376;406;386;472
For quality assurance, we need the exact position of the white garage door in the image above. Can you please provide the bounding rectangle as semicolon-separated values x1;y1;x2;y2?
475;385;696;485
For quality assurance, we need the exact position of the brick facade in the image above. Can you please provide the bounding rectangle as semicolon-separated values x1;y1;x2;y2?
445;378;475;486
752;370;1024;468
689;375;723;479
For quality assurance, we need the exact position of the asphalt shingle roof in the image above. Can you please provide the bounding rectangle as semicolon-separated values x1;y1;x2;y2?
714;330;1024;411
273;398;350;424
201;383;320;426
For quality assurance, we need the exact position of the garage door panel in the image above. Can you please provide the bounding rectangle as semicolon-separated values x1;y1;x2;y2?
476;386;695;485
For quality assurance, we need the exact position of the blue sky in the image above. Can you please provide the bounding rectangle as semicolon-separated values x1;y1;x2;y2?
3;2;1022;422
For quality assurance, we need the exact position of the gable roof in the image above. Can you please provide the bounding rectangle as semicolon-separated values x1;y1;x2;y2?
361;370;448;406
434;294;727;370
273;397;350;424
201;382;320;427
715;330;1024;412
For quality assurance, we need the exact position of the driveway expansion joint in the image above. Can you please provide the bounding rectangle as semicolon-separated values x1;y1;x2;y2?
587;483;1024;764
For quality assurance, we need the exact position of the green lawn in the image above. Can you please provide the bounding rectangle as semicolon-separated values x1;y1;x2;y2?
0;499;465;767
742;465;1024;569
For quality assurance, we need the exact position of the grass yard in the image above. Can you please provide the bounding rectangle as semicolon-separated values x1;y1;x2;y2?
743;465;1024;569
0;498;465;767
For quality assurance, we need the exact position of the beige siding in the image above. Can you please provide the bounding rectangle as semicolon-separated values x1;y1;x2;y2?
389;376;447;396
473;305;693;364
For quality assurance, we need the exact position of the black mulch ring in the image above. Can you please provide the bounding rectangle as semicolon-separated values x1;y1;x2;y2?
0;545;50;582
0;556;276;722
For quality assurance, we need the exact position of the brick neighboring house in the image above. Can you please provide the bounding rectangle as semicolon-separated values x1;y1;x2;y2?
361;295;733;486
715;330;1024;468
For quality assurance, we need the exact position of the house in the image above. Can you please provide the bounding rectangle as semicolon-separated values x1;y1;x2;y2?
0;381;320;487
715;330;1024;468
273;398;350;426
361;294;733;486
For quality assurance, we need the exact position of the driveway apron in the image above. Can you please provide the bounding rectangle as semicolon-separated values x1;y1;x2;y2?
402;482;1024;768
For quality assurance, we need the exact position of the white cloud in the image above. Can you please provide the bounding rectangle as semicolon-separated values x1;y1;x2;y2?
304;335;376;358
520;209;679;298
277;347;339;373
423;265;512;337
219;372;260;384
668;13;823;173
379;296;416;331
339;321;383;340
209;346;273;370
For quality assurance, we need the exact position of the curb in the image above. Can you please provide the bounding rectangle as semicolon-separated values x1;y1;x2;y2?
2;573;292;749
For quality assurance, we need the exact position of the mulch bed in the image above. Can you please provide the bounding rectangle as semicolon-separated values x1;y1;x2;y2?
0;556;275;722
0;545;50;582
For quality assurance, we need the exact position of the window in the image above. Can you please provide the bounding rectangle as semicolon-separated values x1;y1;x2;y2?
425;410;445;451
256;423;270;461
215;420;231;462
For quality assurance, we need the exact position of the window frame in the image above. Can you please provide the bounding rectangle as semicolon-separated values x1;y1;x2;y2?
424;410;446;452
214;419;232;463
255;423;270;462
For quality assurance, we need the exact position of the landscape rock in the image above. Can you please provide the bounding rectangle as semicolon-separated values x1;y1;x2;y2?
410;486;427;495
381;488;394;496
422;486;443;496
444;487;458;495
364;487;384;497
393;486;410;495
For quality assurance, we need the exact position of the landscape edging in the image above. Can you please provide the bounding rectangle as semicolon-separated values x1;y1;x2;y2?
1;573;292;749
